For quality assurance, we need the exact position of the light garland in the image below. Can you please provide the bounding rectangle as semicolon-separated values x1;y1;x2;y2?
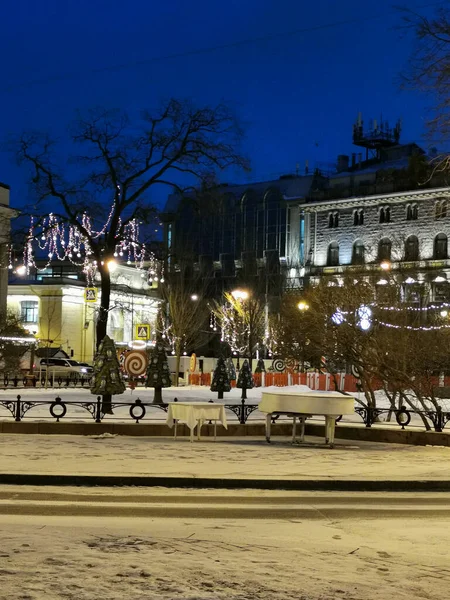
10;202;164;286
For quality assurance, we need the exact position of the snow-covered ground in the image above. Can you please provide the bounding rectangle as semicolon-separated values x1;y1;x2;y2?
0;510;448;600
0;384;434;428
1;432;450;480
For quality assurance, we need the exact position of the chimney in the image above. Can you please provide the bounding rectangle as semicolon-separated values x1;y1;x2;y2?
358;153;362;168
351;153;356;168
337;155;349;173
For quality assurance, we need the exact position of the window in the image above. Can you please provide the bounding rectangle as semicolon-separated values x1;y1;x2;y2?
327;242;339;266
378;238;392;261
434;233;448;259
379;206;391;224
352;241;365;265
406;204;418;221
435;200;447;220
20;300;38;324
404;236;419;261
328;211;339;229
353;209;364;226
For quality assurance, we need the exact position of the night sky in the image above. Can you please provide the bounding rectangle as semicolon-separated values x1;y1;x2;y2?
0;0;444;211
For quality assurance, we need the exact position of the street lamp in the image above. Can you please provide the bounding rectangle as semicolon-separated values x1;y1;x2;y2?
297;301;310;311
231;289;249;301
380;261;391;271
190;294;198;301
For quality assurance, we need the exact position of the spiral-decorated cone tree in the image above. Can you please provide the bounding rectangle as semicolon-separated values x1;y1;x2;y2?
210;356;231;400
236;359;254;400
90;335;126;414
146;339;171;404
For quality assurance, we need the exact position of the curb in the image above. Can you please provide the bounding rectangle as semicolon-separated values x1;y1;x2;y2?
1;473;450;491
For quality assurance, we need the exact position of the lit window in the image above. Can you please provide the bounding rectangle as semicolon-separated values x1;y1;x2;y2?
20;301;38;324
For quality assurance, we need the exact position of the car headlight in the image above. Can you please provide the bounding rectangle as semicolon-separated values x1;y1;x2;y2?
80;368;87;373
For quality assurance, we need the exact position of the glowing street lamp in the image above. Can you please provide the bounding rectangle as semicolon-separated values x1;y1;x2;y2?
297;301;310;311
15;265;27;276
190;294;199;301
380;261;391;271
231;289;249;301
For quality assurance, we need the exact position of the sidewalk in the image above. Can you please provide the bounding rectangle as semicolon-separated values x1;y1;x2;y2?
1;433;450;489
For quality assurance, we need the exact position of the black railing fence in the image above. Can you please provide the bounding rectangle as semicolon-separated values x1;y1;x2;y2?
0;394;449;431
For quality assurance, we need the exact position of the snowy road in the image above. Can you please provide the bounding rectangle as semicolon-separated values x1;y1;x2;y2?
0;494;448;600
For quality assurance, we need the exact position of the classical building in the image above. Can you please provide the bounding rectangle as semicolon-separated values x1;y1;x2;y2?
0;182;17;315
163;116;450;306
7;262;160;363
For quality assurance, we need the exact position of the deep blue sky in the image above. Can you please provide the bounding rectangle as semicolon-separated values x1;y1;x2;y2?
0;0;445;210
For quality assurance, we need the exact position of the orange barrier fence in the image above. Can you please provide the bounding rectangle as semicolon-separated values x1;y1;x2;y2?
188;371;361;392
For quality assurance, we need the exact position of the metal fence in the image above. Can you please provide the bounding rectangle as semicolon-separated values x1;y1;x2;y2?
0;394;449;432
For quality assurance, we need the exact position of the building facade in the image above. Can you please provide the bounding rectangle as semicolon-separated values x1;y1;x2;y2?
7;262;160;363
0;183;17;315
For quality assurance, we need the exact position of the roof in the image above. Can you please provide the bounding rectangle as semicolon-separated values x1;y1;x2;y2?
163;174;321;212
35;347;69;359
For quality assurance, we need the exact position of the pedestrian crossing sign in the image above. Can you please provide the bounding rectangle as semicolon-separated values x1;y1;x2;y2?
135;324;150;340
84;287;98;303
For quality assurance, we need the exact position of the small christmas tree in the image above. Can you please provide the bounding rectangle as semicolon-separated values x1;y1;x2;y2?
236;359;254;400
90;335;126;414
146;339;171;404
226;357;236;381
210;356;231;400
254;358;266;373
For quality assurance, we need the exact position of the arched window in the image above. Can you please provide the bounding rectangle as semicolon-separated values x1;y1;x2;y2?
328;211;339;229
434;233;448;259
327;242;339;266
404;235;419;262
240;191;257;252
435;200;447;220
378;238;392;261
379;206;391;224
352;240;365;265
407;204;418;221
353;209;364;226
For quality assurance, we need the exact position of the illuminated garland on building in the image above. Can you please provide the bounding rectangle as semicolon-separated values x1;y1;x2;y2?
9;202;164;285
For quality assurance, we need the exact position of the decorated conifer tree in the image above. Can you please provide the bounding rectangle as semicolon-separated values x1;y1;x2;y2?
236;359;254;400
146;339;171;404
210;356;231;400
254;358;266;373
226;357;236;381
90;335;126;414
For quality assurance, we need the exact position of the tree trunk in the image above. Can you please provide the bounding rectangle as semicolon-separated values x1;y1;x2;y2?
218;390;224;400
241;386;247;400
174;341;181;388
248;333;253;372
97;263;114;413
153;386;163;404
102;393;113;414
96;263;111;350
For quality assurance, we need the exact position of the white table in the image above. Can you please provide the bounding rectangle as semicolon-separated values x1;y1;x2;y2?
166;402;228;442
259;391;354;447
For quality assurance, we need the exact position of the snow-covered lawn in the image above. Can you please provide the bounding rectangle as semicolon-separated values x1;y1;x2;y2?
0;511;448;600
1;432;450;480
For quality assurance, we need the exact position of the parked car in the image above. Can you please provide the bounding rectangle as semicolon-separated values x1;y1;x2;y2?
39;358;93;379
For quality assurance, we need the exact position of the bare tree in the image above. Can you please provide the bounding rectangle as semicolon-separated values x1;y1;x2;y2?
213;291;265;371
401;7;450;172
158;260;210;386
14;100;249;349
